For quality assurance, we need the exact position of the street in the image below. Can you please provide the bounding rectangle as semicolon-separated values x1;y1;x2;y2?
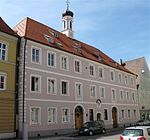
40;129;122;140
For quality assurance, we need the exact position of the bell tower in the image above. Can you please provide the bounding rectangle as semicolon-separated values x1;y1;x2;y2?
61;0;74;38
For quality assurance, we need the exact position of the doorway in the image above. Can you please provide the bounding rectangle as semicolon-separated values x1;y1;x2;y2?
97;113;101;120
112;107;118;128
75;106;83;129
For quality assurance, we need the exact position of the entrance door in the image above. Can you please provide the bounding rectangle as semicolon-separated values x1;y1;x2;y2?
97;113;101;120
75;106;83;129
112;107;118;128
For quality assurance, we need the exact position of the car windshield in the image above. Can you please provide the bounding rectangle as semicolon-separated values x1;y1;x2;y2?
83;122;93;127
122;129;143;137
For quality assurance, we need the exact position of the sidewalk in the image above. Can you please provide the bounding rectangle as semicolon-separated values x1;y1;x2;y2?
5;127;125;140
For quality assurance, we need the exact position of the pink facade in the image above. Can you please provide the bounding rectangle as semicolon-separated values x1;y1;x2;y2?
17;39;139;137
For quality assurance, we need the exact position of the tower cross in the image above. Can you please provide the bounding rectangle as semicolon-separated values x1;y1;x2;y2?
66;0;70;10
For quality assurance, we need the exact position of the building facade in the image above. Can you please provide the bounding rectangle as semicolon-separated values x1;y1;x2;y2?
125;57;150;120
0;17;19;139
13;8;140;137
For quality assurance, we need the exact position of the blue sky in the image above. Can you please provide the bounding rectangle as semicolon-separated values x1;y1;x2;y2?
0;0;149;67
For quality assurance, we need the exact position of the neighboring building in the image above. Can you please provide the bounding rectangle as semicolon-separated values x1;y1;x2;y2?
0;17;19;139
125;57;150;120
13;7;139;137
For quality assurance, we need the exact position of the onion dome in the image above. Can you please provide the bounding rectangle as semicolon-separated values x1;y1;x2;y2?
62;10;74;17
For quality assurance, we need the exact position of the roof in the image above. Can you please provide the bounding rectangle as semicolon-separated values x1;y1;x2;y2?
0;17;18;37
13;17;135;75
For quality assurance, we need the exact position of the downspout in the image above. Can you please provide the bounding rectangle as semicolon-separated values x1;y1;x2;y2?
15;36;21;138
22;38;27;128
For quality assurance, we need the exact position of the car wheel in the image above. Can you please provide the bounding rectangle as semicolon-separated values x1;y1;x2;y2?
102;128;106;134
89;130;93;136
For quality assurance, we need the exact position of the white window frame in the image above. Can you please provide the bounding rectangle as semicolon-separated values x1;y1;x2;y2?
61;80;69;96
47;51;56;68
47;77;57;95
118;73;123;84
111;88;117;102
0;72;7;90
61;108;70;123
90;85;96;98
60;55;69;71
74;59;82;73
128;109;130;118
30;74;41;93
126;91;130;101
124;75;128;85
31;46;41;64
89;63;95;77
119;90;124;100
132;92;135;101
47;107;57;124
121;109;124;119
75;82;83;99
30;107;41;125
0;41;8;61
98;66;104;79
130;77;134;87
99;86;105;99
110;70;115;82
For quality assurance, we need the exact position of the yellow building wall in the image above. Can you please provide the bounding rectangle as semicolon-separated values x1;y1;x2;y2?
0;33;18;133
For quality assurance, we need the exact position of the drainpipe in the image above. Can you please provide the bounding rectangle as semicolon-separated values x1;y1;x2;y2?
22;38;28;139
15;36;21;138
137;84;140;119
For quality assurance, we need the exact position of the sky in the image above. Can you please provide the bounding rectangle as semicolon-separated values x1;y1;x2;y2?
0;0;150;68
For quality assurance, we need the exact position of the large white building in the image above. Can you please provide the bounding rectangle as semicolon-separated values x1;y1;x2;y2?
125;57;150;120
14;6;140;137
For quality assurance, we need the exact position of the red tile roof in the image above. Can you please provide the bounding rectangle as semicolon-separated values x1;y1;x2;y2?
0;17;18;37
14;17;135;75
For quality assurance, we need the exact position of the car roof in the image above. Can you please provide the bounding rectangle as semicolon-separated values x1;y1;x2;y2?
126;126;150;129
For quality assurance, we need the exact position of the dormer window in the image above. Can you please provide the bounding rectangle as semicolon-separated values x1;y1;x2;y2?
44;34;54;44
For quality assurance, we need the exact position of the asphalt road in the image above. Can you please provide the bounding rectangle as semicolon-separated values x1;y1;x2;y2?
40;129;122;140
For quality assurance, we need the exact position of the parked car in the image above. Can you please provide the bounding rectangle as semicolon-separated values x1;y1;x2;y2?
120;126;150;140
78;120;106;136
136;119;150;126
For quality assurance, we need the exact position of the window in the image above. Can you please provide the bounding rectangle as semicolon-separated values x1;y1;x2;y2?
133;110;136;117
118;73;122;83
104;109;108;120
48;107;56;123
120;90;124;100
89;109;94;121
31;75;41;92
121;110;124;119
90;85;96;97
62;108;70;123
98;67;104;78
100;86;105;99
110;71;115;81
47;51;56;67
89;64;95;76
0;74;6;90
31;47;40;63
30;107;41;124
47;78;56;94
130;77;134;86
126;91;130;100
132;92;135;101
128;110;130;118
125;75;128;85
0;42;7;61
74;59;81;73
75;82;82;97
112;89;116;102
61;80;69;95
61;55;69;70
